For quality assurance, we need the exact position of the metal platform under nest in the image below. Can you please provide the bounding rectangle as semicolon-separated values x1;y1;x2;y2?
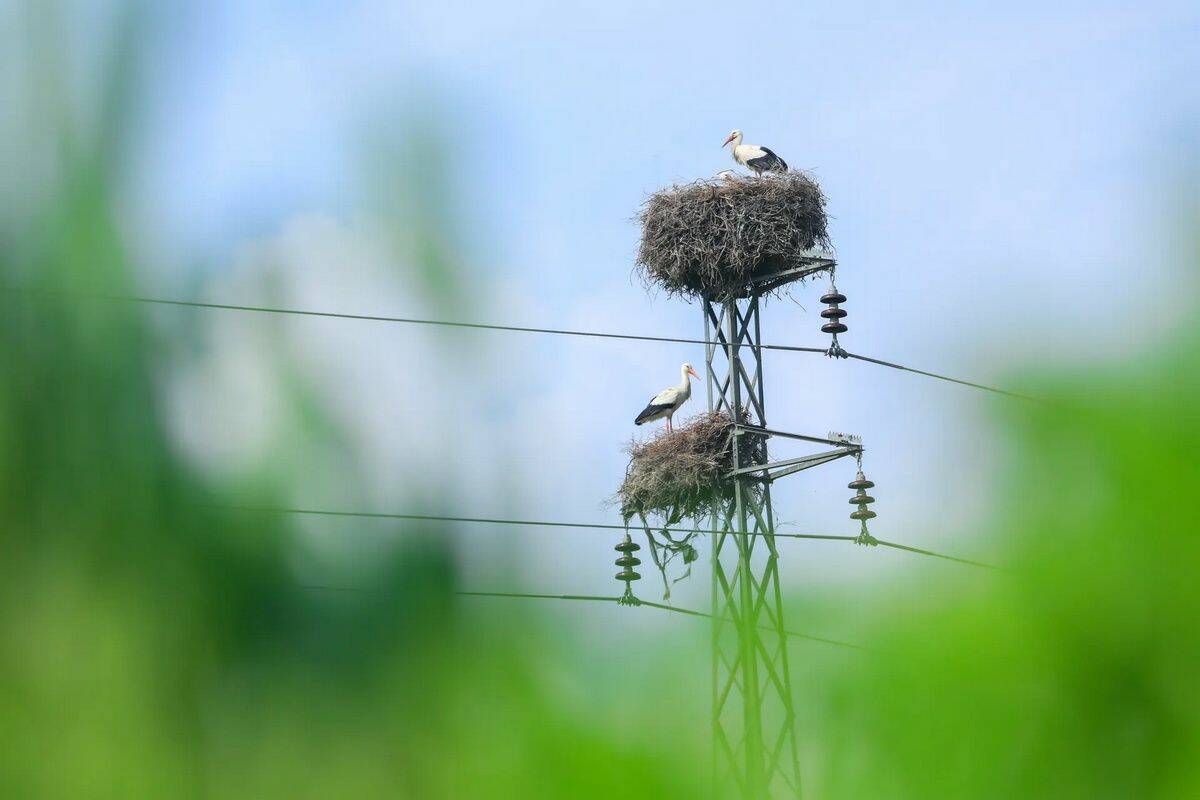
725;251;836;299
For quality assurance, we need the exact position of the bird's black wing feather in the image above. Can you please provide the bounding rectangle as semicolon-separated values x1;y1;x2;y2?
634;402;673;425
749;147;788;173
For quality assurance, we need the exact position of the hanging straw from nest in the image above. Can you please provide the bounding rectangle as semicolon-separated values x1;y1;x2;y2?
617;411;766;599
636;172;830;302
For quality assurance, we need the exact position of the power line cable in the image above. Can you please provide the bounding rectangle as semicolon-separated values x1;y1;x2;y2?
842;351;1038;402
222;503;853;542
225;503;997;570
302;586;864;648
14;288;815;353
10;288;1036;400
452;590;868;651
870;537;1002;571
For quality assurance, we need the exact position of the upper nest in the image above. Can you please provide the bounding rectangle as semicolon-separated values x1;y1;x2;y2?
618;411;766;522
636;172;830;301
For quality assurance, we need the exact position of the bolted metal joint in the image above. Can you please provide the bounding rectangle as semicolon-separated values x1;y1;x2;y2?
855;524;879;547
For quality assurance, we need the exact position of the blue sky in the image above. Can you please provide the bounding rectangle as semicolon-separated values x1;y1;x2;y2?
103;0;1200;619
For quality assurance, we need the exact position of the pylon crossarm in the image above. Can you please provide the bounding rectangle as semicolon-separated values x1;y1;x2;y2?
735;423;861;450
730;448;857;481
746;254;836;296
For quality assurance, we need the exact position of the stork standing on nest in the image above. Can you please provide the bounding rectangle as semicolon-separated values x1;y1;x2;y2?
722;129;788;175
635;363;700;432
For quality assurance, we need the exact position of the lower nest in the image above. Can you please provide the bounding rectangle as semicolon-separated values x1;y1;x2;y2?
618;411;766;522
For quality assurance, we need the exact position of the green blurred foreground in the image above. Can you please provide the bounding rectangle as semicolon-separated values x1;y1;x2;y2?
0;166;708;798
7;194;1197;798
812;328;1200;798
3;4;1199;797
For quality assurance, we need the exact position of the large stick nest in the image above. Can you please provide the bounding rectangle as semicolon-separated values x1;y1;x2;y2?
618;411;766;523
636;172;830;301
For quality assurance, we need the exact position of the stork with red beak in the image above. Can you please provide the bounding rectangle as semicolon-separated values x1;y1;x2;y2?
635;363;701;432
722;129;789;175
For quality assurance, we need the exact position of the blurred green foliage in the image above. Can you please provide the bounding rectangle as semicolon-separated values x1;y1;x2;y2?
3;2;1198;798
0;174;704;794
807;328;1200;799
0;3;704;798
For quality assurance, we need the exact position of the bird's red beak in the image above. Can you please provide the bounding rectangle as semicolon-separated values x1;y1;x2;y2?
688;367;701;379
722;134;735;147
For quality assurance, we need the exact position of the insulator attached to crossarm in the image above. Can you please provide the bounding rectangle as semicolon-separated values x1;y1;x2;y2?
849;455;878;546
615;533;642;606
820;279;849;358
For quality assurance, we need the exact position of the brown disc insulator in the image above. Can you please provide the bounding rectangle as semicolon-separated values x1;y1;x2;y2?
848;472;875;490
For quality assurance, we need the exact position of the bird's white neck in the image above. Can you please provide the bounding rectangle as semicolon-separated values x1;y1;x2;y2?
728;134;746;166
680;366;694;390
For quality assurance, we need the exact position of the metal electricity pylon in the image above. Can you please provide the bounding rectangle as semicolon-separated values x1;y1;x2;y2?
703;255;860;799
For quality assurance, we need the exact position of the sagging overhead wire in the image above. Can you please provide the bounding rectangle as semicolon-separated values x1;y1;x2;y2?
7;287;1037;401
300;586;866;649
223;503;1000;570
841;351;1037;402
460;592;873;652
868;537;1000;570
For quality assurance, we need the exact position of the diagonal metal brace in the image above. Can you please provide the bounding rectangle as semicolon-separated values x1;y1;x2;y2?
726;448;857;481
740;254;837;298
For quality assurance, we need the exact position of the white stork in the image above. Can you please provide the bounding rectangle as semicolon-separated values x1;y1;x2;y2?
635;363;700;432
722;129;788;175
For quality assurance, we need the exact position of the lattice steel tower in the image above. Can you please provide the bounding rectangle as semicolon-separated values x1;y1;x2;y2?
703;256;859;799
